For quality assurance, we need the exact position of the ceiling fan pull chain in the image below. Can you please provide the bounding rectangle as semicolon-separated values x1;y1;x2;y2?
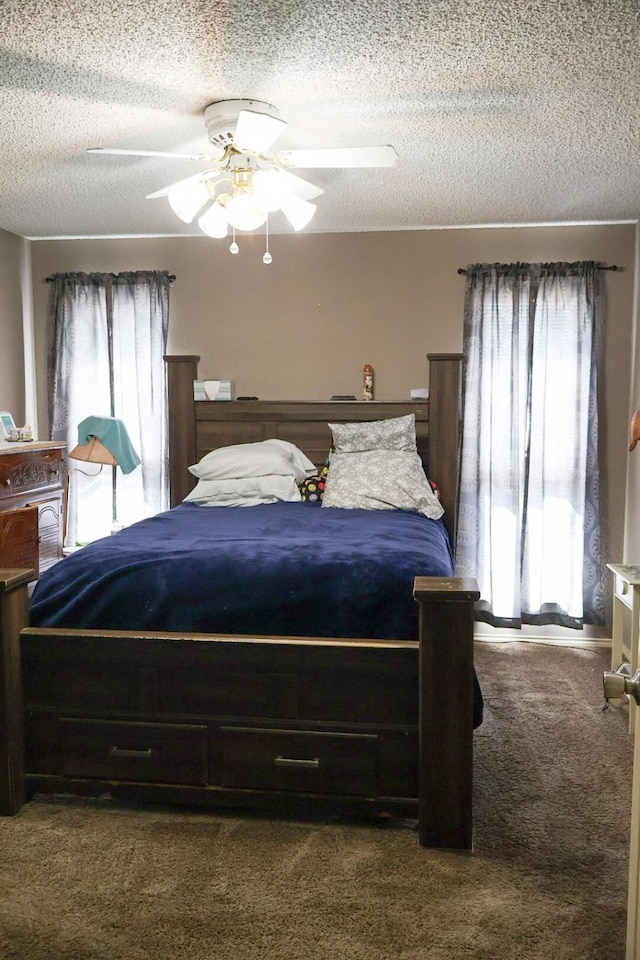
229;226;239;255
263;214;272;265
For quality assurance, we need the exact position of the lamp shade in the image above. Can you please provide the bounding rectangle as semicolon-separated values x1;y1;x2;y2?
69;436;117;466
71;416;140;474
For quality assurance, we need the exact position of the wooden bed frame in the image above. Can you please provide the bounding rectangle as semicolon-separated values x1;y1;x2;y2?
0;353;479;849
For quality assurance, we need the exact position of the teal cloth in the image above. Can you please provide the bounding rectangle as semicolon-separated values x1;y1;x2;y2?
77;416;141;474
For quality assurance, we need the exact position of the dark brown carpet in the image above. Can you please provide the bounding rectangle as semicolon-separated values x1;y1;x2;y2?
0;642;633;960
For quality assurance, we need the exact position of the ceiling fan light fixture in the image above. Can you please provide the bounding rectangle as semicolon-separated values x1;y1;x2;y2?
91;98;397;251
252;168;289;211
167;180;211;223
279;192;317;231
225;190;267;232
198;198;229;238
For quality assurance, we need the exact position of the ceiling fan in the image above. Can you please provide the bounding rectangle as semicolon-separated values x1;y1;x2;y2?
88;99;398;254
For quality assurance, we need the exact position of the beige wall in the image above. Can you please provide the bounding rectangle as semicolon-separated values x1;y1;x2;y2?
30;222;637;579
625;223;640;562
0;228;27;425
31;224;636;392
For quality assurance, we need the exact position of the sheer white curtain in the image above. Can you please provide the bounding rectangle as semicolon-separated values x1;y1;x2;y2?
456;262;604;629
47;271;171;545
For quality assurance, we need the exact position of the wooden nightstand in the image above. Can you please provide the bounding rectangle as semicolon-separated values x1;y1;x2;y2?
607;563;640;732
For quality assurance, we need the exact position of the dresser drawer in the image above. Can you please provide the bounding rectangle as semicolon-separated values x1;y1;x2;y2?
219;726;378;796
60;719;208;785
0;449;63;501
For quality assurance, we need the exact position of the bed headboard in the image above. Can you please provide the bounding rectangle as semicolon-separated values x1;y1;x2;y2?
165;354;463;543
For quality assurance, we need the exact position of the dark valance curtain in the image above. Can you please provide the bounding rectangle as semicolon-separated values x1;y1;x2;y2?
47;270;172;544
455;261;605;629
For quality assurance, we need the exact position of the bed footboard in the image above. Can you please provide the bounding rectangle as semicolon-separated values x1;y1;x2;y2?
0;572;479;850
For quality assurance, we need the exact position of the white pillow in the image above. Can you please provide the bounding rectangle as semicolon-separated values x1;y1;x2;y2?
329;413;417;453
264;439;318;477
189;439;316;482
183;474;302;507
321;450;443;519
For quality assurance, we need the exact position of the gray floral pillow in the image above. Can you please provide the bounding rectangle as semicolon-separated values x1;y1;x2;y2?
329;414;416;453
321;450;443;519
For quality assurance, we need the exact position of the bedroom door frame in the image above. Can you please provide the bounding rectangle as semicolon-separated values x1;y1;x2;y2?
627;703;640;958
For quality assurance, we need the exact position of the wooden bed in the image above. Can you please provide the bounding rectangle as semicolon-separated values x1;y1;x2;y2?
0;353;480;849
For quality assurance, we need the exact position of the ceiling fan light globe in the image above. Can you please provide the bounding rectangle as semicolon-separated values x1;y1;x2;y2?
198;201;228;238
279;193;317;231
226;192;267;231
167;181;210;223
252;169;288;211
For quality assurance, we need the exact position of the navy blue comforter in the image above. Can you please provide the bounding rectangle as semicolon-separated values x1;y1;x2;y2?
30;501;455;639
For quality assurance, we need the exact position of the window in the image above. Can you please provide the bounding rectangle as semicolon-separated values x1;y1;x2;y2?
455;261;604;629
48;271;172;544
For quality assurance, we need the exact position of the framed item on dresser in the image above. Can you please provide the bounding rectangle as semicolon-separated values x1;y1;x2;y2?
0;412;17;440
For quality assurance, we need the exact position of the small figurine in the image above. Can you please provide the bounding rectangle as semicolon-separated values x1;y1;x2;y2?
630;407;640;451
363;364;374;401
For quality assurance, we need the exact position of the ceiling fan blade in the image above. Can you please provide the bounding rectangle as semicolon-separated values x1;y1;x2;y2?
146;169;225;200
277;145;398;168
234;109;287;154
87;146;223;161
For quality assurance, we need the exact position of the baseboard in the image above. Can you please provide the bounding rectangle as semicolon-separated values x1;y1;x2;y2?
474;636;610;649
473;629;611;649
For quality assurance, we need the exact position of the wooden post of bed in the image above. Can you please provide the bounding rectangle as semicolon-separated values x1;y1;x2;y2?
426;353;463;546
414;576;480;849
418;354;477;849
0;569;31;815
165;354;200;506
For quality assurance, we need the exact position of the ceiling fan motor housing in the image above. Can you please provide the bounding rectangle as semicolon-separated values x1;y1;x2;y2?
203;99;281;149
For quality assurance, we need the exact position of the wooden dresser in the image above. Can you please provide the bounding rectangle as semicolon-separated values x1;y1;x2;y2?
0;442;66;579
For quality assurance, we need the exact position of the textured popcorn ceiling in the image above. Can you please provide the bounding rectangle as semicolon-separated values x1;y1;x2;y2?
1;0;639;239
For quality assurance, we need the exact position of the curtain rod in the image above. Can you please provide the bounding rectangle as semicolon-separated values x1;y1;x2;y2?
457;264;619;275
45;273;176;282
